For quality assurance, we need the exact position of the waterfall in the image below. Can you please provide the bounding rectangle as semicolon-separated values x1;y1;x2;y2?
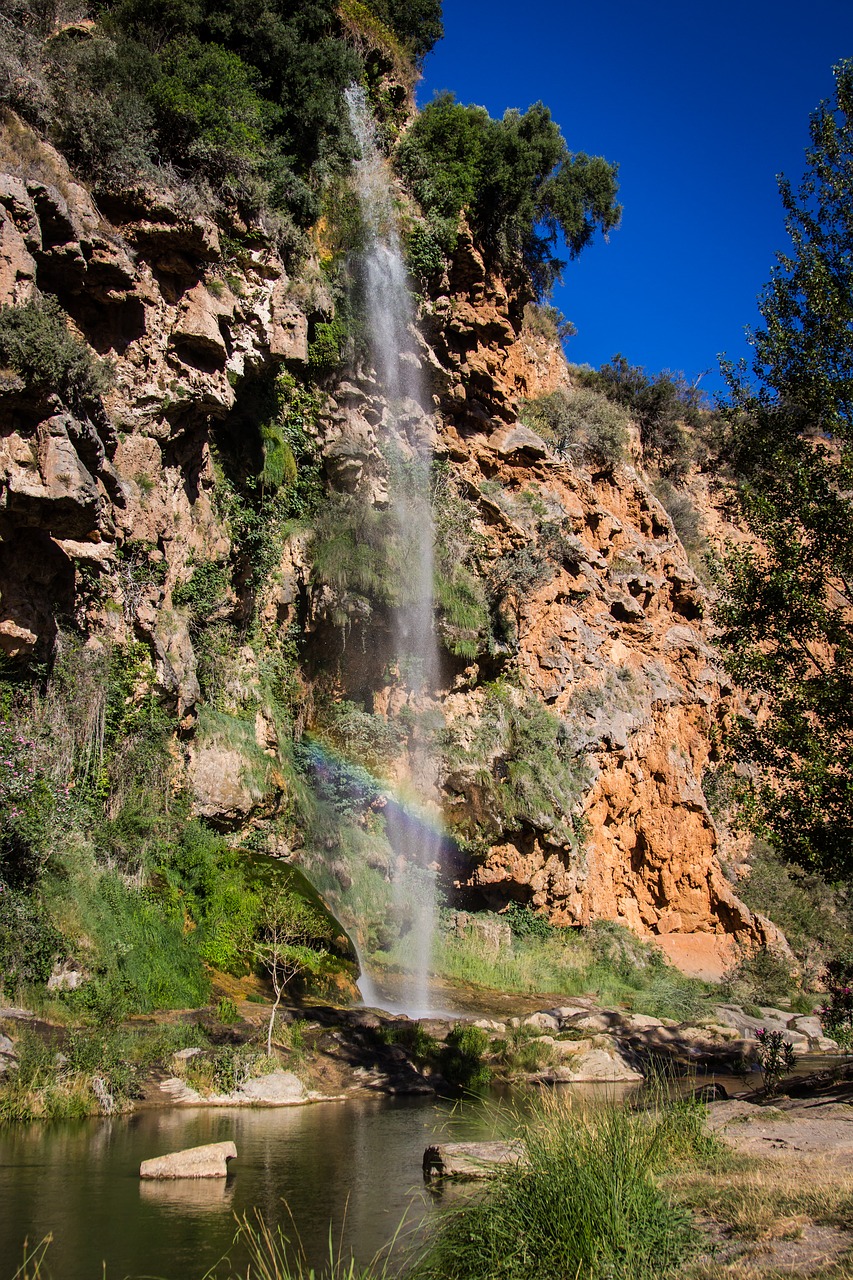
345;85;443;1016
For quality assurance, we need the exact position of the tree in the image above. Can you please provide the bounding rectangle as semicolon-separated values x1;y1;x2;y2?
395;95;620;297
717;60;853;879
252;884;329;1055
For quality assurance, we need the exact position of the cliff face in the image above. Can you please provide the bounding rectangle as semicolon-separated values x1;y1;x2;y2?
0;111;779;979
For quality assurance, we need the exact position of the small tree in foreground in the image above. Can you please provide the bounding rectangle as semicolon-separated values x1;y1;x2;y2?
252;885;328;1056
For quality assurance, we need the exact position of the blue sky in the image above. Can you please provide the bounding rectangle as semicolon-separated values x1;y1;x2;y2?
418;1;853;399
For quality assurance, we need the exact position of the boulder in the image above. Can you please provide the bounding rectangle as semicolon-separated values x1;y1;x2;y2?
522;1012;561;1034
423;1140;526;1180
538;1045;643;1084
140;1140;237;1179
235;1070;306;1104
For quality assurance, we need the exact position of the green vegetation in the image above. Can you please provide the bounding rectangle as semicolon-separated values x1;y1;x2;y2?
438;1023;491;1092
716;60;853;880
520;385;629;469
432;462;491;659
734;840;853;989
0;1021;208;1123
434;914;708;1023
0;0;439;240
651;477;703;552
577;354;701;481
396;94;620;295
0;637;347;1029
0;295;111;411
441;681;589;854
412;1094;705;1280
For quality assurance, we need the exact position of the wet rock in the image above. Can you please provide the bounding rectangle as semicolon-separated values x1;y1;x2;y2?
140;1141;237;1179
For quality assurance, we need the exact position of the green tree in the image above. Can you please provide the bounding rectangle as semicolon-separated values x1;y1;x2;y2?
396;94;620;296
717;60;853;878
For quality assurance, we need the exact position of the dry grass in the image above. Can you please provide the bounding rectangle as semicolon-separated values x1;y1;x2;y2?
670;1153;853;1278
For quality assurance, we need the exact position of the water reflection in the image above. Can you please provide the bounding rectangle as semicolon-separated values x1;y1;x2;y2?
0;1097;496;1280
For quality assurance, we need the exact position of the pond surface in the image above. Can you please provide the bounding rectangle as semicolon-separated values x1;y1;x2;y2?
0;1095;505;1280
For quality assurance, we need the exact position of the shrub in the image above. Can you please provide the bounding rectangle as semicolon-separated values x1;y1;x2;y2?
721;946;797;1009
818;954;853;1049
504;901;554;941
149;37;276;195
358;0;444;64
0;886;60;990
441;681;589;851
172;559;232;629
581;354;698;480
381;1019;439;1064
0;296;110;410
439;1024;491;1093
522;302;576;344
652;479;703;552
735;840;853;988
47;30;159;181
520;386;629;469
314;699;404;772
754;1027;796;1095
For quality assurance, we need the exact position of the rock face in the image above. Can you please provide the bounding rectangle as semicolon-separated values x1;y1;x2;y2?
0;109;778;967
139;1141;237;1179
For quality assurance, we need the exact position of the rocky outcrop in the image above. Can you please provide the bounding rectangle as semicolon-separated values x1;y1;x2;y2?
0;109;777;969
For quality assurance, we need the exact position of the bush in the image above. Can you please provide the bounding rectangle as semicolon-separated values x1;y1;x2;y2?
149;37;276;196
721;946;797;1009
0;885;60;990
0;296;110;410
439;1023;491;1093
441;681;589;851
522;302;576;343
581;354;698;480
736;840;853;988
358;0;444;64
504;901;554;941
651;478;703;552
520;386;629;469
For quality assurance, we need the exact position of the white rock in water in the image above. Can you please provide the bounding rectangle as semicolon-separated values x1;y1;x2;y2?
423;1140;527;1179
140;1141;237;1179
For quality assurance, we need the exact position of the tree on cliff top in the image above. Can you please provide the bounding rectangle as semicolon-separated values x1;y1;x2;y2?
717;59;853;879
395;93;620;297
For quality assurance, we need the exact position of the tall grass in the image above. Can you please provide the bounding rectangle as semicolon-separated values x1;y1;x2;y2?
410;1093;706;1280
215;1209;394;1280
430;922;708;1023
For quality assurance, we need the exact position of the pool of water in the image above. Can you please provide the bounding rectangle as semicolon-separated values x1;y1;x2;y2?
0;1095;504;1279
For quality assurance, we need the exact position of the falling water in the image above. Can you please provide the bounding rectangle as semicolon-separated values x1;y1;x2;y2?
345;85;443;1015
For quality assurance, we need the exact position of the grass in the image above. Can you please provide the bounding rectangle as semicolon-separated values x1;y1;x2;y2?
212;1207;396;1280
0;1021;209;1124
429;918;709;1023
673;1150;853;1278
409;1091;709;1280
